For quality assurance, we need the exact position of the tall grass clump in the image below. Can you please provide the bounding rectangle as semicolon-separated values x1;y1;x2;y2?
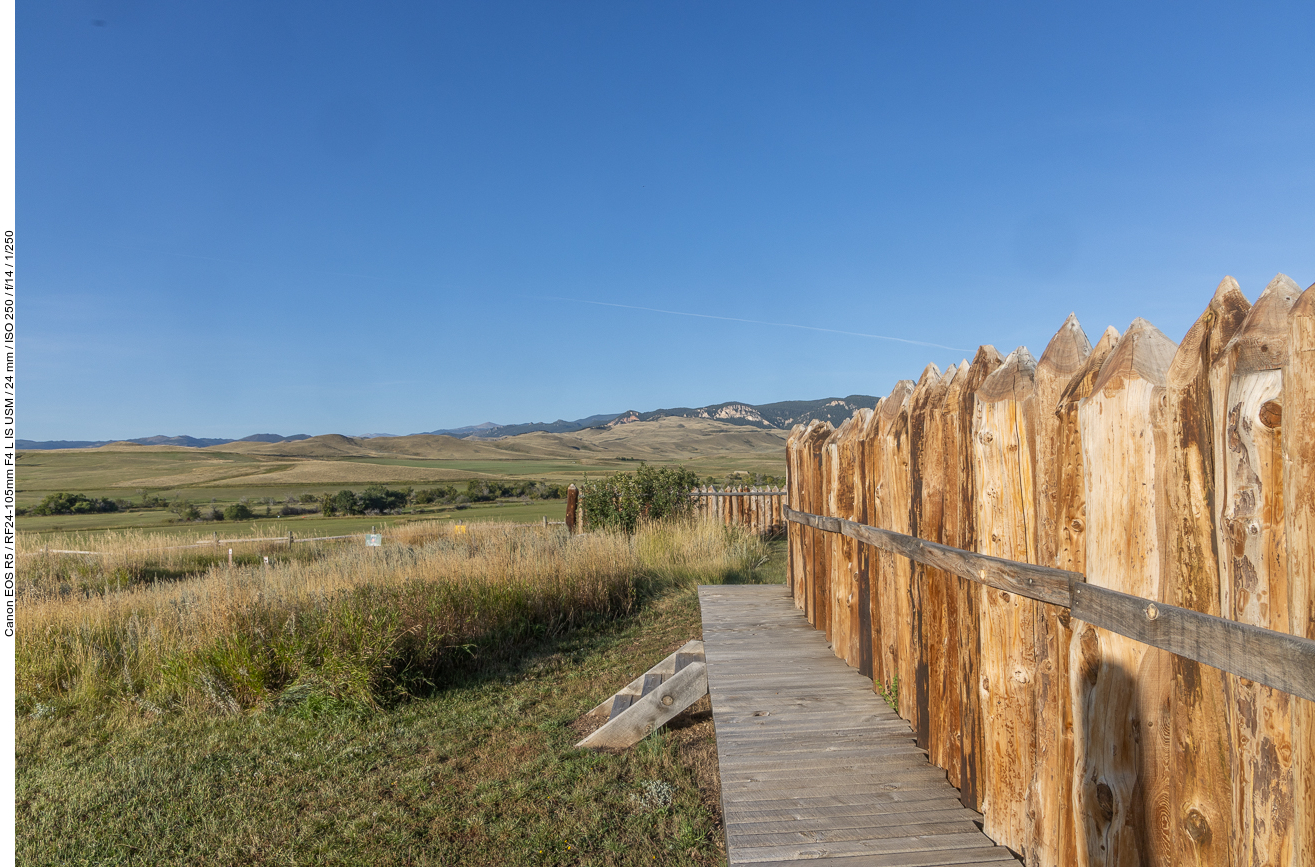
18;519;767;720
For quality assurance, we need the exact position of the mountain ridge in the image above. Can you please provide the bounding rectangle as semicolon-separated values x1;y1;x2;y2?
17;395;877;450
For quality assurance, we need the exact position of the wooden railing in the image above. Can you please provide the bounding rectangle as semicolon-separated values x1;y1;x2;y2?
784;274;1315;866
785;507;1315;705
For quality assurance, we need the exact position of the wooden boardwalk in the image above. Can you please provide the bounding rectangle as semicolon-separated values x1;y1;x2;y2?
699;585;1014;866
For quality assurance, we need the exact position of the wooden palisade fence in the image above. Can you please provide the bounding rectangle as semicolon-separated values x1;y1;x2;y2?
692;486;786;536
785;274;1315;866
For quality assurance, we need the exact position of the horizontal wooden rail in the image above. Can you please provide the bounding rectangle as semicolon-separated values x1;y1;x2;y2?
784;506;1315;704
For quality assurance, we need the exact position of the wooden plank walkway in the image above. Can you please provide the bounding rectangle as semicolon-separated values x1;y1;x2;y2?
699;585;1015;866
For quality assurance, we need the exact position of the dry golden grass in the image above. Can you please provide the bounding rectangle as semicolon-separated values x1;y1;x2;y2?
18;519;767;719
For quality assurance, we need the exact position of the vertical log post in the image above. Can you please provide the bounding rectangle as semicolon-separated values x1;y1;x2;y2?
1030;314;1092;867
908;362;945;750
972;346;1040;855
566;484;578;535
859;401;885;684
955;347;1004;810
1158;278;1250;867
874;382;914;706
1285;280;1315;865
787;428;804;599
1075;317;1177;866
1211;274;1301;865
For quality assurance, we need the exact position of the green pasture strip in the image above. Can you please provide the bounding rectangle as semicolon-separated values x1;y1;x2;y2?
17;584;730;867
18;499;573;539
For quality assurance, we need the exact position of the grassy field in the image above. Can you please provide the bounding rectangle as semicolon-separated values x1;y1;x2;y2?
17;417;787;537
18;522;786;866
18;499;575;537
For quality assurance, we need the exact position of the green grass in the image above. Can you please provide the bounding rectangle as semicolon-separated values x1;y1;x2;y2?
337;457;627;475
17;582;733;866
18;499;574;537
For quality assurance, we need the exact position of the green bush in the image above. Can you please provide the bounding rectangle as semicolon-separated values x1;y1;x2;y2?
579;463;699;534
29;492;120;516
223;503;253;521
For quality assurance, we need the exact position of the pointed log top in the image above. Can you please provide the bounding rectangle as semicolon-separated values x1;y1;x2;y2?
802;418;834;447
937;363;959;389
1094;326;1121;352
860;397;884;437
1091;318;1177;395
1167;276;1252;389
1212;275;1246;305
1297;280;1315;314
970;345;1004;370
1037;313;1092;378
1056;325;1123;411
878;380;916;424
1291;282;1315;355
1225;273;1302;372
786;423;806;446
916;362;942;389
833;407;865;441
976;345;1038;403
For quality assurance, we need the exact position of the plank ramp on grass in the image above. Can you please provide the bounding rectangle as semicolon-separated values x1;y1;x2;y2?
699;584;1014;866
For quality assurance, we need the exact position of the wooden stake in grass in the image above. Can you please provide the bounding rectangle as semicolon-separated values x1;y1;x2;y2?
566;484;578;535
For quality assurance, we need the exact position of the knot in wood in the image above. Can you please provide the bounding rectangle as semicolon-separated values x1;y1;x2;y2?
1184;809;1211;843
1145;603;1159;621
1260;399;1282;428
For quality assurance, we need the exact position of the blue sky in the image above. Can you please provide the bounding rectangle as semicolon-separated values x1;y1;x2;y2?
19;1;1315;440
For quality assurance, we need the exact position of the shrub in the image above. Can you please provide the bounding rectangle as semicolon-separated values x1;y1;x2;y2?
223;503;253;521
29;493;120;516
579;464;700;534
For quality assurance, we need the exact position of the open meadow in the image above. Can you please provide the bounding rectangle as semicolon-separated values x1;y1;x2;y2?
17;518;787;866
17;418;788;537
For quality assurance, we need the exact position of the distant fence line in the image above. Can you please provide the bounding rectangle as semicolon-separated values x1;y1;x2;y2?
691;486;786;536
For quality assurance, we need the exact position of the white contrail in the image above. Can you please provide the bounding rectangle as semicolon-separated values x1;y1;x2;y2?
543;295;970;352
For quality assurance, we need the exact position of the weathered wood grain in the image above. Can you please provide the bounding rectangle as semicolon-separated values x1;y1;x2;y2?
953;347;1002;811
939;359;971;790
1285;281;1315;867
799;421;834;627
906;363;943;747
1074;317;1177;866
787;426;807;603
1030;313;1091;867
852;408;876;681
846;410;867;668
1212;273;1302;865
970;346;1040;855
873;382;914;699
1160;277;1250;867
912;364;955;762
1055;324;1120;867
859;397;887;683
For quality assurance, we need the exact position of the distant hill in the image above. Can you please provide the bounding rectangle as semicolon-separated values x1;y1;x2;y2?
425;398;876;439
18;395;878;450
17;433;312;450
610;396;878;431
423;413;622;439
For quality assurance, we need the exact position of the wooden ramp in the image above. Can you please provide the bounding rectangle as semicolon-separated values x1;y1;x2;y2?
699;585;1014;866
